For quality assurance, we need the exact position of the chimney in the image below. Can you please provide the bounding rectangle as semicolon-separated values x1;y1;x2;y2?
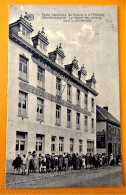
103;106;108;111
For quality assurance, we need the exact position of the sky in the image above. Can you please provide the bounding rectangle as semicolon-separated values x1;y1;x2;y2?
9;5;120;120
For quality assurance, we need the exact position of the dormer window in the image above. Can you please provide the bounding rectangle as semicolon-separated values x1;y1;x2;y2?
22;26;30;38
48;43;65;67
32;28;49;55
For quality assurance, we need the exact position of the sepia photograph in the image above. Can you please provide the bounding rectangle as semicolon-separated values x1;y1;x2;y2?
6;5;122;188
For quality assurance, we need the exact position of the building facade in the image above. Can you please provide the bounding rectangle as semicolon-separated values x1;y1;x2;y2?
7;15;98;164
96;105;121;155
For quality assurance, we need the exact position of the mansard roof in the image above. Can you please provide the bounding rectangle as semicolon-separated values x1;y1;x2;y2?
96;105;120;127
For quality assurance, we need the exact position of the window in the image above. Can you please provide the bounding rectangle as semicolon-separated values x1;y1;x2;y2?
70;138;74;153
18;91;28;117
36;134;44;152
59;137;64;154
40;40;46;51
22;26;30;38
84;115;88;132
87;141;94;154
51;136;56;153
56;77;61;97
19;55;28;81
91;98;94;112
37;66;45;89
76;112;80;130
37;98;44;121
67;109;71;128
91;118;94;133
84;94;88;109
76;89;80;105
16;131;27;155
57;55;63;65
67;84;72;102
56;105;61;125
79;139;83;154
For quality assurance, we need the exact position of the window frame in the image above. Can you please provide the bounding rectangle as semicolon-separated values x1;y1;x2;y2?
19;55;29;81
56;105;61;125
67;109;71;128
37;66;45;89
70;138;74;153
36;98;44;122
51;136;56;153
18;91;28;118
91;98;95;112
67;84;72;102
91;118;94;133
76;112;80;130
56;77;62;97
84;94;88;109
76;89;80;106
84;115;88;132
87;140;94;154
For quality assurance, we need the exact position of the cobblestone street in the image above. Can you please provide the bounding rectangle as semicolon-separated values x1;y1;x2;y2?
6;166;122;188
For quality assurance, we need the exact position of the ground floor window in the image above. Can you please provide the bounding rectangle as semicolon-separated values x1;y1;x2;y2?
79;139;83;154
59;137;64;154
87;140;94;154
36;134;44;152
16;131;27;155
51;136;56;153
70;138;74;153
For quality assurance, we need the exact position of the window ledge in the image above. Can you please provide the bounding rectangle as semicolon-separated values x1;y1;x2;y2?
76;104;80;107
67;99;72;103
18;114;28;119
56;94;61;98
18;77;29;83
55;123;61;126
37;85;45;91
36;118;44;123
67;125;72;129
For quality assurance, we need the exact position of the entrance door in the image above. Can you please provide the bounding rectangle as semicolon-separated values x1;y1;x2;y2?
108;142;112;154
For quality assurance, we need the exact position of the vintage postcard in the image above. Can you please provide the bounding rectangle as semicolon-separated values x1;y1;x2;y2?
6;5;122;188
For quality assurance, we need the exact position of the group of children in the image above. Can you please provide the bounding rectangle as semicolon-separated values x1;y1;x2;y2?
12;151;120;175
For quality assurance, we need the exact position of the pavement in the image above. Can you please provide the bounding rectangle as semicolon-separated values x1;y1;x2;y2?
6;165;122;188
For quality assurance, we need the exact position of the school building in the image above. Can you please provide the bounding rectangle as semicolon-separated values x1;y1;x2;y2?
7;14;98;165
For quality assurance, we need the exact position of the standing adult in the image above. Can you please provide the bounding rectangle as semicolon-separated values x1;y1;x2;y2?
26;151;33;175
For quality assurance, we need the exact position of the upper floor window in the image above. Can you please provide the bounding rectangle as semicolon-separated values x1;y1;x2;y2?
37;98;44;122
56;77;61;97
76;89;80;106
22;26;30;38
84;115;88;132
84;94;88;109
67;109;71;128
40;40;46;52
56;105;61;125
19;55;28;81
18;91;28;117
76;112;80;130
91;118;94;133
67;84;72;102
91;98;94;112
37;66;45;89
